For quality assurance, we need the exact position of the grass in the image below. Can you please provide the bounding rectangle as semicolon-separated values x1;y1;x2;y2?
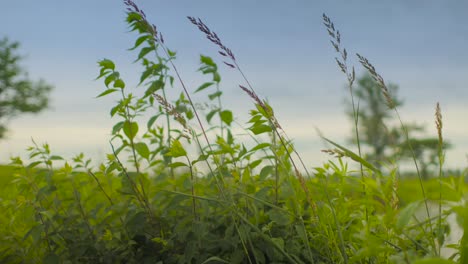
0;1;467;263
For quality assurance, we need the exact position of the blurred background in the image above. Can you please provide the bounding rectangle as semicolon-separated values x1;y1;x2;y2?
1;0;467;171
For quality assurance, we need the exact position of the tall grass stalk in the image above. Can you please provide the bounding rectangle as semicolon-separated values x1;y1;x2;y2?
357;53;438;255
322;13;368;223
435;102;444;256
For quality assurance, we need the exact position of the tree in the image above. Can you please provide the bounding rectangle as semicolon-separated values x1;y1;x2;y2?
347;73;449;178
347;73;402;164
0;37;52;138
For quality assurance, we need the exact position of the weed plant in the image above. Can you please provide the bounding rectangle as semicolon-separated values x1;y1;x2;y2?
0;1;467;263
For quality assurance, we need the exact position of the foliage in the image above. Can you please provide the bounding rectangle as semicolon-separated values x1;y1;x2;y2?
0;2;465;264
0;37;52;138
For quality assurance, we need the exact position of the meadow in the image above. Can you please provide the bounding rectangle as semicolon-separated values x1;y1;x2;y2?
1;1;467;263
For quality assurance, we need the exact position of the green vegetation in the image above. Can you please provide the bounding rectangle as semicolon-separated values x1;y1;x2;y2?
0;1;467;263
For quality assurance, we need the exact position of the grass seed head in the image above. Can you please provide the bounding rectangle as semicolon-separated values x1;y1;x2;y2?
435;102;443;144
154;94;189;131
188;16;236;64
356;53;395;109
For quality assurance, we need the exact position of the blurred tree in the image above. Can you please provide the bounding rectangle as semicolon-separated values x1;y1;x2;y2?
347;73;449;178
346;73;403;164
0;37;52;138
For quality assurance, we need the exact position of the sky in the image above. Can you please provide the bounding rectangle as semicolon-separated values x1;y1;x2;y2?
1;0;467;170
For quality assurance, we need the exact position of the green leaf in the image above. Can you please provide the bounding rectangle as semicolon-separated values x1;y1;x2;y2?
195;82;214;93
112;121;125;134
98;59;115;70
206;109;218;123
43;253;60;264
168;140;187;158
322;137;380;174
104;72;119;87
167;49;177;57
126;12;143;25
114;79;125;89
129;35;150;50
259;165;273;180
250;124;272;135
136;46;153;61
412;258;456;264
123;121;139;140
213;72;221;83
200;55;215;66
23;224;44;244
268;210;291;226
27;161;42;169
147;115;158;129
169;162;188;168
271;237;285;251
95;67;111;80
250;143;271;152
208;91;222;100
139;68;153;85
201;67;215;74
97;88;119;98
192;154;208;165
126;211;146;236
220;110;233;125
249;159;262;169
201;257;230;264
294;224;308;243
145;80;164;96
134;142;150;159
396;200;422;230
49;155;63;160
110;105;121;117
237;145;247;159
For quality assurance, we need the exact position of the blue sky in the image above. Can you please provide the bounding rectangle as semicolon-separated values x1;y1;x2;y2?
1;1;467;169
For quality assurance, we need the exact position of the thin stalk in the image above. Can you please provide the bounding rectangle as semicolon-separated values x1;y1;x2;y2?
86;169;128;235
110;142;153;217
87;170;113;206
35;205;52;253
73;188;94;239
394;109;436;255
185;155;198;220
322;14;368;222
216;83;225;140
152;49;176;182
320;175;348;264
235;212;299;264
272;130;279;205
161;84;176;181
233;220;254;264
118;89;150;209
349;89;368;223
435;102;444;256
